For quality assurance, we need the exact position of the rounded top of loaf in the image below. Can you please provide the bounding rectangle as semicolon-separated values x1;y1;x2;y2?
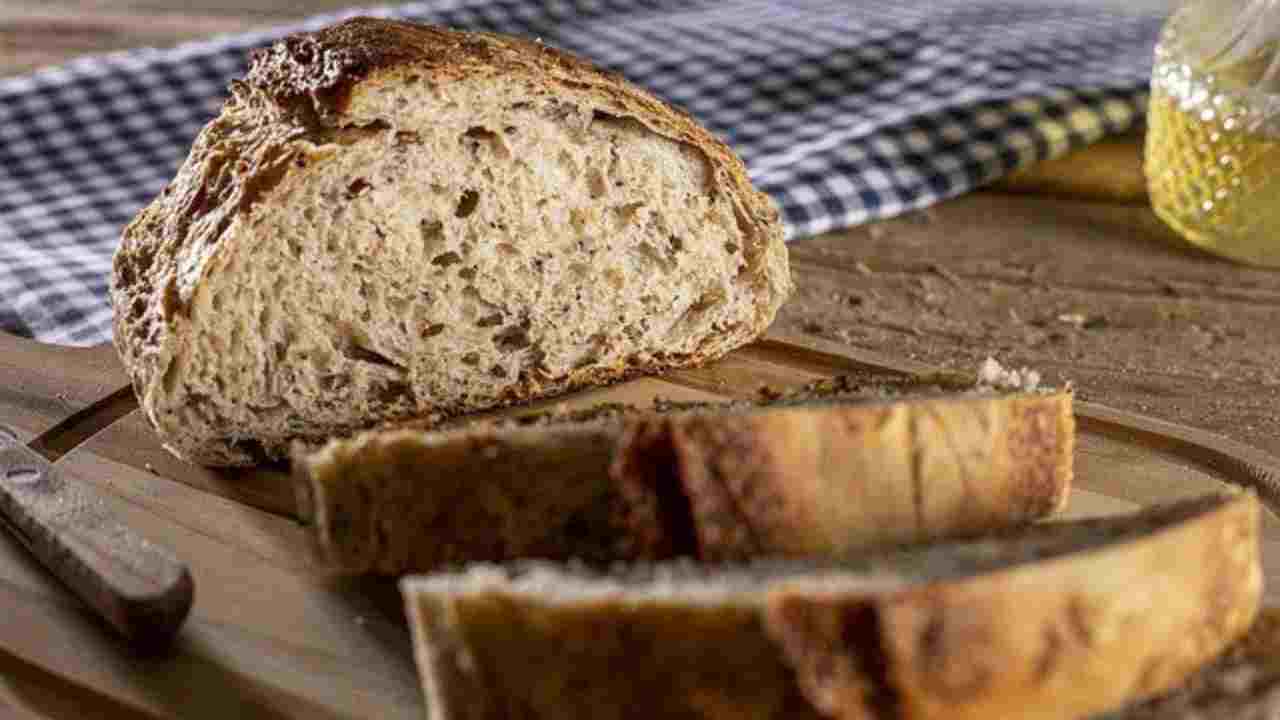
246;18;611;114
247;18;712;139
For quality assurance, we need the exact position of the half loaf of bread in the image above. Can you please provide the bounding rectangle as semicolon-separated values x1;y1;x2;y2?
111;17;791;466
295;370;1073;573
402;493;1261;720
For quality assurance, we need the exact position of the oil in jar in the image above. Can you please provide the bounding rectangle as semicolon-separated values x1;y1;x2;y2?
1144;8;1280;267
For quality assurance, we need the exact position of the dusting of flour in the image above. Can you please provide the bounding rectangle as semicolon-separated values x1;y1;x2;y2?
977;357;1042;392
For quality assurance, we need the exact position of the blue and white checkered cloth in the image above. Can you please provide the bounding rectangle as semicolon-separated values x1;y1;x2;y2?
0;0;1165;345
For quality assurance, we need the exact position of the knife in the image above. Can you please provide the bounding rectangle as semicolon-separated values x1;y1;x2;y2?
0;395;193;649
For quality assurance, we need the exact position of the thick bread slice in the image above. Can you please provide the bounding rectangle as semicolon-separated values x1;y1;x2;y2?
401;493;1261;720
1103;608;1280;719
110;17;791;466
295;370;1074;573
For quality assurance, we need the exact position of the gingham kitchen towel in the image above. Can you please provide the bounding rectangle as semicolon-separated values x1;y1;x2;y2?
0;0;1165;346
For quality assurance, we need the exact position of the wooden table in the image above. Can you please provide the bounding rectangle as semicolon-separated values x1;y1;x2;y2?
1;2;1277;717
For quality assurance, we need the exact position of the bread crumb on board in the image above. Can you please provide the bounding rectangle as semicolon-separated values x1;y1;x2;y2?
978;357;1042;392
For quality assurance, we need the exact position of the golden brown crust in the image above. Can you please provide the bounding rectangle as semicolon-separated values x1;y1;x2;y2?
608;418;697;559
111;17;790;466
1109;608;1280;719
1006;394;1076;517
658;391;1075;561
299;424;633;573
400;494;1261;720
300;384;1074;573
764;494;1262;720
246;19;621;121
406;593;502;720
413;588;824;720
245;18;448;116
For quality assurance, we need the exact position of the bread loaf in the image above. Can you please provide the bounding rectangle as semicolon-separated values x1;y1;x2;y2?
401;493;1261;720
111;17;790;466
295;370;1073;573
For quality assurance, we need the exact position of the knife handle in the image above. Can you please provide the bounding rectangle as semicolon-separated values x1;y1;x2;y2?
0;427;193;649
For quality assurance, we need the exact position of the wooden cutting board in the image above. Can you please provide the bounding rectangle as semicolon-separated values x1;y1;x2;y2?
0;329;1277;720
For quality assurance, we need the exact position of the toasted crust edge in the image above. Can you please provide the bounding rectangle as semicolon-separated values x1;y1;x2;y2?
656;390;1075;560
299;389;1074;573
397;494;1261;720
764;493;1262;720
1109;607;1280;718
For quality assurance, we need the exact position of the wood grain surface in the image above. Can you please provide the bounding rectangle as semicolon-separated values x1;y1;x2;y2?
0;333;125;446
775;194;1280;459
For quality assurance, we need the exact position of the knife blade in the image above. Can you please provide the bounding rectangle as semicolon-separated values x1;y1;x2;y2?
0;423;193;649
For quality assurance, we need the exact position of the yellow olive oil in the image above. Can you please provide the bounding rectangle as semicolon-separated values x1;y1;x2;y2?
1145;13;1280;266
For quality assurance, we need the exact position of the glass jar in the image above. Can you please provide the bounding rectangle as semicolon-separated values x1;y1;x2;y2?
1144;0;1280;266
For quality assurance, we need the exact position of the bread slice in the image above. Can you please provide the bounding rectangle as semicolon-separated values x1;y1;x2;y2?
401;493;1261;720
110;17;791;466
1103;607;1280;719
294;369;1073;573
